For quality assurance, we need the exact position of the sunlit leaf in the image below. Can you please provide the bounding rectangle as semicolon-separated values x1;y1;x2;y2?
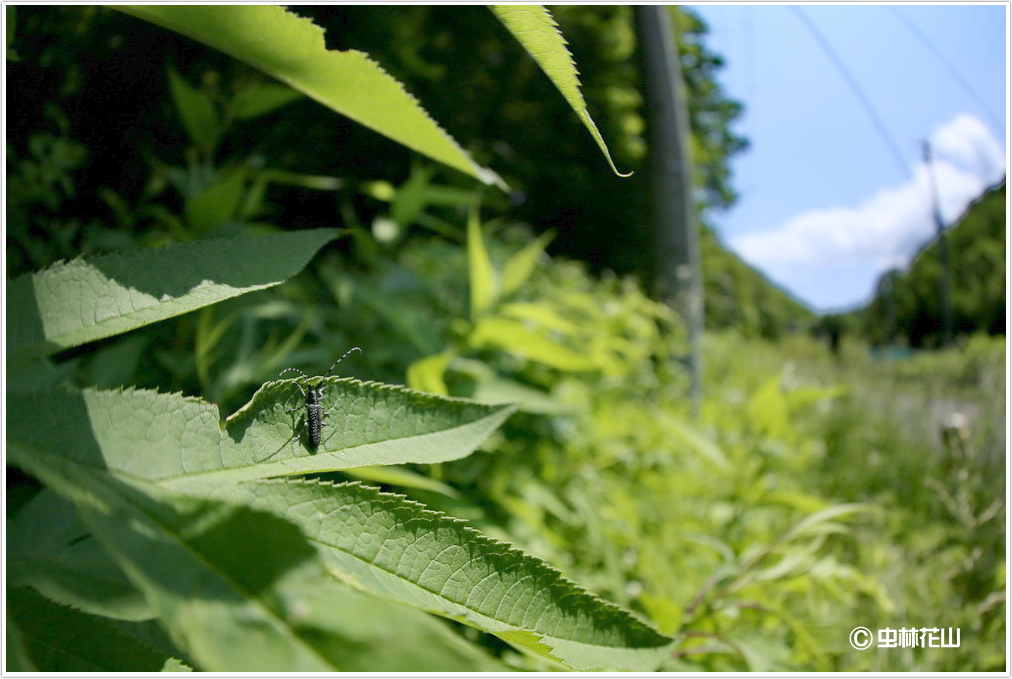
501;231;553;296
7;382;515;490
470;317;598;371
118;5;500;185
467;205;497;319
7;454;503;672
210;479;676;671
227;81;303;121
6;229;338;358
491;5;629;177
407;350;455;395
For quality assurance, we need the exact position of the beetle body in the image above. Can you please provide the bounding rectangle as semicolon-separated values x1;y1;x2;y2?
305;386;324;450
278;347;361;452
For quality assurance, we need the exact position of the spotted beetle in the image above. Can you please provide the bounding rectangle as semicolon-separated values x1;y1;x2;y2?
279;347;361;451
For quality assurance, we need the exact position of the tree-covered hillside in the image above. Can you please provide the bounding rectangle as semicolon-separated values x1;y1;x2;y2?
701;224;814;338
854;180;1006;347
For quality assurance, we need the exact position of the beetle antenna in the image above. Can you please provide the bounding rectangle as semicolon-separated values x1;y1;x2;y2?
278;367;309;380
322;346;362;377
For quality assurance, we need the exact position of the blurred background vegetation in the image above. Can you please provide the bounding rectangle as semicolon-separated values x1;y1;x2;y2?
6;5;1005;671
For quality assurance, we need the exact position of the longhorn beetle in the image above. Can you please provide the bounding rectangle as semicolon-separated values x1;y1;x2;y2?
279;347;361;451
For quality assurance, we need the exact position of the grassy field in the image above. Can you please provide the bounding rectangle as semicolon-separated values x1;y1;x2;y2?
699;331;1005;671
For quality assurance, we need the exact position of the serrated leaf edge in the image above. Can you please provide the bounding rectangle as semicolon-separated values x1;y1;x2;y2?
252;477;671;652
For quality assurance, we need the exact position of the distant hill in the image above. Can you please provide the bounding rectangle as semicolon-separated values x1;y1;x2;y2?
851;180;1006;347
700;223;815;338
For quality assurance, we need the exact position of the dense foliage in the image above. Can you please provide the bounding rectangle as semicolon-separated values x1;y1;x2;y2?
6;4;809;338
701;224;814;337
6;5;1004;672
853;181;1006;348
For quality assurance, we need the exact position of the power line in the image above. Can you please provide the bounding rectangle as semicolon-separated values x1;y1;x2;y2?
791;6;911;179
889;6;1003;132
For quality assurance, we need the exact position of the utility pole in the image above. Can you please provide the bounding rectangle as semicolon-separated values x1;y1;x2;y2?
635;5;703;413
922;141;953;346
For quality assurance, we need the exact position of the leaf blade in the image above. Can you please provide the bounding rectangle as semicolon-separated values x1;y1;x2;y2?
6;229;338;358
9;444;508;672
7;587;183;672
214;479;676;671
7;490;153;621
491;5;630;177
117;5;500;185
501;231;553;296
467;205;497;319
6;382;515;489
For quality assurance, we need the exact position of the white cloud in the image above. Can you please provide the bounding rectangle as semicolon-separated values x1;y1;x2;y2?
729;113;1005;308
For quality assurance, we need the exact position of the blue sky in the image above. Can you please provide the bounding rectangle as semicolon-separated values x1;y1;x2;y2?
688;4;1007;312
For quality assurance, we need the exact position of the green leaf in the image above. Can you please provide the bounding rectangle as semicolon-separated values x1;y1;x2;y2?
8;454;501;672
491;6;630;177
184;164;247;232
451;358;575;415
501;231;553;296
390;164;433;229
661;414;731;471
470;317;599;371
210;479;676;671
6;228;338;358
8;586;182;671
407;350;455;395
227;81;303;121
8;490;153;621
167;65;220;154
117;5;500;186
7;382;515;489
469;374;573;416
777;503;874;544
338;465;461;500
6;616;38;672
467;205;497;319
500;300;583;336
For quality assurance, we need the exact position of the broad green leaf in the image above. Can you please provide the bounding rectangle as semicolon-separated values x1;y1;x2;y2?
8;451;503;672
491;6;630;177
8;587;183;671
406;350;455;395
118;5;500;186
8;490;153;621
500;300;583;336
184;164;247;232
227;81;303;121
469;374;574;416
6;229;338;358
452;358;575;415
470;317;599;371
210;479;676;671
467;205;497;319
167;65;219;154
7;382;515;490
501;231;553;296
390;164;433;228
